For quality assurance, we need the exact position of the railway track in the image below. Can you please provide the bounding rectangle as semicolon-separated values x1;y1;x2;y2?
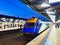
0;29;29;45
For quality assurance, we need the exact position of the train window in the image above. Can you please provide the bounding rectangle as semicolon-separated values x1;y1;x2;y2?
25;23;35;28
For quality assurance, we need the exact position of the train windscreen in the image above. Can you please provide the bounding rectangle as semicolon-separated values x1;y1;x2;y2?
25;23;35;28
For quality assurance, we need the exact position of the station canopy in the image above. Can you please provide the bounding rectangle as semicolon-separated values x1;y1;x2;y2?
0;0;51;21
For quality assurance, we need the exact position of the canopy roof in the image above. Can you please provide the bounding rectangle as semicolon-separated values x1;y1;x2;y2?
0;0;51;21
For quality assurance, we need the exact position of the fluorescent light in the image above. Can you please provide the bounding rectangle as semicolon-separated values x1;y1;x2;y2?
41;3;50;8
9;19;13;22
1;18;5;20
1;18;6;21
45;10;55;15
49;0;60;3
56;20;60;23
15;19;19;22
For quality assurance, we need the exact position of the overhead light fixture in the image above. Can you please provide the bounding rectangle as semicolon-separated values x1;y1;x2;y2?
41;3;50;8
9;19;13;22
15;19;19;22
45;10;55;15
56;20;60;23
1;18;6;21
1;18;5;20
49;0;60;3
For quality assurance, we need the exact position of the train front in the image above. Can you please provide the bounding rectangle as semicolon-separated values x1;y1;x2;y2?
22;18;42;40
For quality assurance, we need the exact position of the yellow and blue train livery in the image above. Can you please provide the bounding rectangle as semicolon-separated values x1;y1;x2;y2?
22;18;42;35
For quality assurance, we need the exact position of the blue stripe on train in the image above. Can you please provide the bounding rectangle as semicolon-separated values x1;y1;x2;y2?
22;27;34;33
22;23;42;34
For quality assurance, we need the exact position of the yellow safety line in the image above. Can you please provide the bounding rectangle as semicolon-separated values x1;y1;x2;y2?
26;27;51;45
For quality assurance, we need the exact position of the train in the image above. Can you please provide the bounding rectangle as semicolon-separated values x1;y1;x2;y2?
22;17;42;40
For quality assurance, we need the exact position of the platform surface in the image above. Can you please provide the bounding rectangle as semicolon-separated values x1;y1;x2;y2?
26;25;60;45
0;27;20;31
